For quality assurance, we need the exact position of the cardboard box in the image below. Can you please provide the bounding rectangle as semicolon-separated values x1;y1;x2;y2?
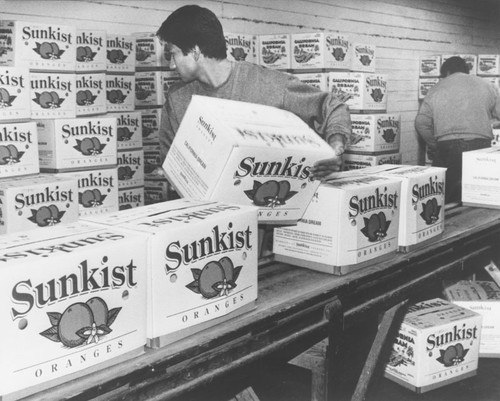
145;177;179;205
118;148;144;189
478;55;500;76
141;107;161;145
143;144;163;179
0;66;30;121
329;72;388;111
0;121;39;178
0;20;76;72
442;54;477;75
357;165;446;249
133;32;167;69
0;174;79;234
163;95;336;225
118;186;144;210
135;70;163;108
225;33;258;64
419;55;441;77
418;78;439;99
36;116;117;172
76;29;107;72
294;72;328;91
258;34;291;70
274;174;401;274
384;298;482;393
30;72;76;119
0;222;148;399
56;167;119;217
348;113;401;154
84;199;258;348
444;280;500;358
106;74;135;112
350;43;376;73
106;34;136;74
112;111;143;151
343;152;401;170
161;70;181;98
75;72;107;116
462;147;500;208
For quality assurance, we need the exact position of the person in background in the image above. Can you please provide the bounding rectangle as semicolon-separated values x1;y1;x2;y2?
415;56;500;203
156;4;352;179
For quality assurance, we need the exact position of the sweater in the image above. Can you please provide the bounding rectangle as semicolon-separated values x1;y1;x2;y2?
415;73;500;148
158;61;352;163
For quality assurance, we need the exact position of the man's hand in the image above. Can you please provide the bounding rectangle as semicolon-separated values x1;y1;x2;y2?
311;133;345;179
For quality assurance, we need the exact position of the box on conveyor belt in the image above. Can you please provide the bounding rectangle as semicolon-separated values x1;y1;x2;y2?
462;147;500;208
225;32;258;64
83;199;259;348
163;95;336;225
418;78;439;100
258;34;291;70
112;110;143;151
36;116;117;172
342;152;401;170
356;165;446;250
0;66;30;121
348;113;400;154
133;32;168;69
273;174;401;274
75;72;107;116
118;148;144;189
0;20;76;72
478;54;500;76
30;72;76;119
76;29;107;72
0;121;39;178
443;280;500;358
106;73;135;113
0;174;79;234
384;298;482;393
328;72;387;111
106;34;136;74
419;55;441;77
0;221;148;400
56;167;119;217
350;43;376;73
118;186;144;210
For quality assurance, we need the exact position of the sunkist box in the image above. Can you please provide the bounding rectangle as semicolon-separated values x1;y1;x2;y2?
83;199;259;348
163;95;336;225
118;186;144;210
106;73;135;112
112;110;143;150
0;121;39;178
225;32;258;64
75;72;107;116
0;222;148;400
342;152;401;170
384;298;482;393
418;78;439;100
462;147;500;208
350;43;376;73
0;66;31;121
328;72;388;111
135;70;163;108
443;280;500;358
0;20;76;71
258;34;291;70
36;116;117;172
0;174;79;234
118;148;144;189
357;165;446;250
30;72;76;119
106;34;136;74
273;174;401;274
348;113;401;154
76;29;107;72
294;72;329;91
133;32;167;69
56;167;119;217
477;54;500;76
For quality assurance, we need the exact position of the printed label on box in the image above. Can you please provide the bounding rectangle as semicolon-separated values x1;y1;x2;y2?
118;148;144;189
106;34;136;73
30;72;76;119
0;121;39;178
76;29;107;72
0;66;31;121
348;114;401;154
225;33;258;64
106;74;135;112
75;73;107;116
258;34;291;70
118;186;144;210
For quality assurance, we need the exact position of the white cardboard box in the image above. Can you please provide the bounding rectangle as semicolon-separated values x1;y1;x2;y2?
348;113;401;154
258;34;291;70
350;43;376;73
133;32;167;69
329;72;388;111
343;152;401;170
118;148;144;189
294;72;329;91
0;222;148;399
0;121;39;178
0;174;79;234
225;33;258;64
118;186;144;210
36;116;117;172
462;147;500;208
384;298;482;393
273;174;401;274
112;111;143;151
76;29;107;72
84;199;258;348
30;72;76;119
163;95;336;225
419;55;441;77
418;78;439;100
75;72;107;116
477;54;500;76
444;280;500;358
135;70;163;108
0;66;31;122
106;34;136;74
106;74;135;112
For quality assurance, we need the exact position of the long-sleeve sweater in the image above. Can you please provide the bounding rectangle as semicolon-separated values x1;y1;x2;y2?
415;72;500;148
159;61;352;163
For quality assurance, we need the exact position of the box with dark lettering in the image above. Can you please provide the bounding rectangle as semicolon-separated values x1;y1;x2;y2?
0;221;148;399
106;73;135;112
36;117;117;172
0;121;39;178
348;113;401;154
273;174;401;274
118;148;144;189
328;72;387;111
384;298;482;393
163;95;336;225
76;29;107;72
225;33;258;64
106;34;136;74
258;34;291;70
75;73;107;116
0;174;79;234
133;32;167;69
0;20;76;72
118;186;144;210
84;199;258;348
0;66;31;122
111;111;143;151
30;72;76;119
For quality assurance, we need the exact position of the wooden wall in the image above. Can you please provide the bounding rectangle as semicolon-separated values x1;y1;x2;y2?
3;0;500;163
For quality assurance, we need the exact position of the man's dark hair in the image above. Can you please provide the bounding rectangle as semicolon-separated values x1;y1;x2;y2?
156;5;226;60
440;56;469;77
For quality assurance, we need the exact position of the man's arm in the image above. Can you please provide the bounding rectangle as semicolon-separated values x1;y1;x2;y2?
159;97;180;165
414;100;436;149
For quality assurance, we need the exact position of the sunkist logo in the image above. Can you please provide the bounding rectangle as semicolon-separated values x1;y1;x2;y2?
76;75;104;90
15;185;74;210
107;76;132;91
411;175;445;205
226;35;251;48
62;120;114;139
107;36;133;51
22;25;73;43
0;124;33;143
77;31;104;47
0;70;26;88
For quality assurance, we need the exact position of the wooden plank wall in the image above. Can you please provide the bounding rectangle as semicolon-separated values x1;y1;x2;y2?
3;0;500;164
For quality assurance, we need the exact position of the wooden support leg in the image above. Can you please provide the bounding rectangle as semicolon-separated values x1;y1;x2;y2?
350;299;409;401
